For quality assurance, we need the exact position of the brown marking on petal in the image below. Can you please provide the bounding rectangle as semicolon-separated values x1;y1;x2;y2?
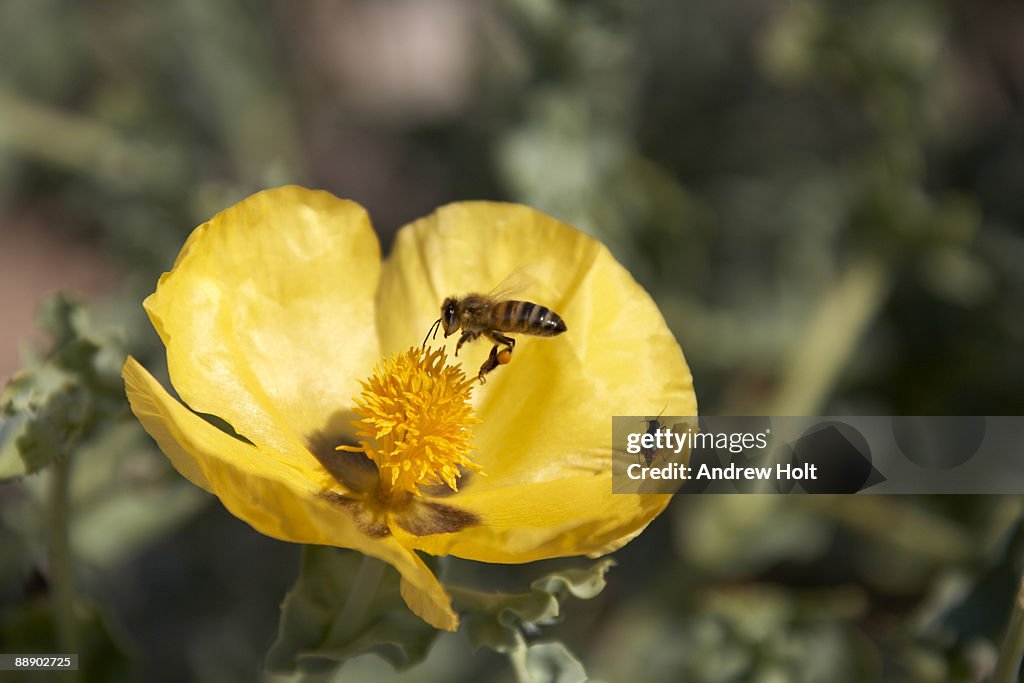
419;466;475;498
395;500;479;536
306;423;378;494
319;491;391;538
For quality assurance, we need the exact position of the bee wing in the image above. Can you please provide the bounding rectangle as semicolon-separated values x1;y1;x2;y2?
484;268;542;301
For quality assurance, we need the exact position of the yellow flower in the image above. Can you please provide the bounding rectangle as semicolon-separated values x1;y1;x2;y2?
123;186;697;631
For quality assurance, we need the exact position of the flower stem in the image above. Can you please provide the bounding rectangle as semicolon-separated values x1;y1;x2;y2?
993;576;1024;683
48;455;80;661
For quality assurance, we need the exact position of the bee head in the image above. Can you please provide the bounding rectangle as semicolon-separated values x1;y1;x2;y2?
441;297;460;336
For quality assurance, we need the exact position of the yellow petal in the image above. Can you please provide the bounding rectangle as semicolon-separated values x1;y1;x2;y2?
398;478;668;562
145;186;381;459
123;356;458;630
378;202;696;562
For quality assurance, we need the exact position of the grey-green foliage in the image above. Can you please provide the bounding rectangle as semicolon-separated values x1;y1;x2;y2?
266;547;443;676
268;548;613;683
593;584;877;683
456;559;614;683
0;293;127;480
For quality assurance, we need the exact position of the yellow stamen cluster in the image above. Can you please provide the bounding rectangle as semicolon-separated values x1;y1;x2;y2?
342;346;481;499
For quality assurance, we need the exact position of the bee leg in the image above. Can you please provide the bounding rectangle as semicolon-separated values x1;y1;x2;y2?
479;331;516;372
455;331;477;357
477;345;503;384
487;331;516;350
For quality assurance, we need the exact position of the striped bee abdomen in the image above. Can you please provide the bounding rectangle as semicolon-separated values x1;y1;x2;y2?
490;300;567;336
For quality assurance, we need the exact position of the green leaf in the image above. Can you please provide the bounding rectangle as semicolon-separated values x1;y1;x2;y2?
10;376;94;473
0;293;127;480
518;642;588;683
0;415;28;479
455;559;614;683
265;546;442;676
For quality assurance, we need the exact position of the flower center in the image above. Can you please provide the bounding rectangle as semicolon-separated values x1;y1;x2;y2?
338;346;481;503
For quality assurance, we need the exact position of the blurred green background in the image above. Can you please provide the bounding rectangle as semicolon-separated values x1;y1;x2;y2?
1;0;1023;681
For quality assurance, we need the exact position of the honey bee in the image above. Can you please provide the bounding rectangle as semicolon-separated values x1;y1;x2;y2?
639;409;667;466
423;294;567;383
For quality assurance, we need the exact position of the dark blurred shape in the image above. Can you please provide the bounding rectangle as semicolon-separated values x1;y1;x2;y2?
791;422;882;493
892;415;986;469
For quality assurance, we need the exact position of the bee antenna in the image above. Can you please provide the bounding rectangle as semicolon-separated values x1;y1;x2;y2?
641;405;669;425
422;318;442;348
